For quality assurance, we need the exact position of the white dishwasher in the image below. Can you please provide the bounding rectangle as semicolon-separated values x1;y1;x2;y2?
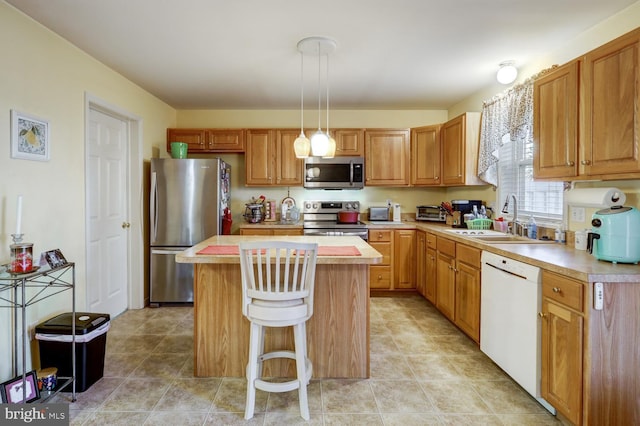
480;251;555;414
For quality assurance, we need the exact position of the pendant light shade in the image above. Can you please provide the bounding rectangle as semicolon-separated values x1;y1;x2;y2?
295;36;336;159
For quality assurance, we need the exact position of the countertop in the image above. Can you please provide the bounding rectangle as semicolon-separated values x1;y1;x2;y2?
388;220;640;283
176;235;382;265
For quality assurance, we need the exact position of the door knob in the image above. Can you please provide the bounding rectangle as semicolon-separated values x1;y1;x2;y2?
122;222;131;229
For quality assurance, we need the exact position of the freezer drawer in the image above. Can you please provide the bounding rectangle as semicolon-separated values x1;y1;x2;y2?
150;248;194;304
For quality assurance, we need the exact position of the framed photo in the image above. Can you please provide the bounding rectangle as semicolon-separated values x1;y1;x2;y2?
11;109;50;161
0;371;40;403
45;249;67;269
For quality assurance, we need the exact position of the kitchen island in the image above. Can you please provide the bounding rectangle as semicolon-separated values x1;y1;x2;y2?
176;235;382;378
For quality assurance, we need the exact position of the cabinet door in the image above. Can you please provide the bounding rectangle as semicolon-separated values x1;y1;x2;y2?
441;113;482;186
411;125;441;185
541;299;583;425
365;129;410;186
167;128;207;152
454;261;481;343
582;29;640;176
394;230;416;289
441;115;465;185
425;247;437;303
334;129;364;156
416;231;426;296
245;129;275;185
533;61;579;179
239;228;273;235
272;228;303;236
276;130;304;186
436;251;456;321
208;129;245;152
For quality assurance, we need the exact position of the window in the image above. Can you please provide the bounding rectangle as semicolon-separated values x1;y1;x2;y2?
496;133;563;223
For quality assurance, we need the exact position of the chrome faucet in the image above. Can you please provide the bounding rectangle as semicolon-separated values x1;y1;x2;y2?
501;194;518;235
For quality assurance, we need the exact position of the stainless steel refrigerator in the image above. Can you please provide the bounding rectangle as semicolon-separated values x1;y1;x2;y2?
150;158;231;304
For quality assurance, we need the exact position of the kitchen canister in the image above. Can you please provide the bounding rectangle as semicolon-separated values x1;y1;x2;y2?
10;242;34;273
37;367;58;391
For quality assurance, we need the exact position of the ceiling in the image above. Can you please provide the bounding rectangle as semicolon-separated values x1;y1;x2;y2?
6;0;637;110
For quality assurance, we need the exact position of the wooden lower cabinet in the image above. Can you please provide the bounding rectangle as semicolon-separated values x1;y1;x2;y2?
435;237;456;320
416;231;426;296
540;270;640;425
433;236;480;342
369;229;415;291
239;227;303;236
454;244;481;343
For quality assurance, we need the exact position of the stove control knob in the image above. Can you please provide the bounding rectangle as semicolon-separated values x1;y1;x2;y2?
353;201;360;211
345;202;352;210
304;202;311;210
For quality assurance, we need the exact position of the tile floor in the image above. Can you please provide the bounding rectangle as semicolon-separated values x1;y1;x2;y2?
53;296;562;425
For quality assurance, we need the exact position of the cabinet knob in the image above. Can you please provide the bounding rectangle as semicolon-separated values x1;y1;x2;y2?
552;287;561;293
434;176;439;180
567;161;575;166
538;312;546;319
121;222;131;229
378;275;382;279
580;160;591;165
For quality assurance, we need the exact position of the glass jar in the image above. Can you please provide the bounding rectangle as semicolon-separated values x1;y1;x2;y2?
10;243;34;273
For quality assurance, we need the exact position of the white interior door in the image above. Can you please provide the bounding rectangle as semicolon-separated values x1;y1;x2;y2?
86;107;129;317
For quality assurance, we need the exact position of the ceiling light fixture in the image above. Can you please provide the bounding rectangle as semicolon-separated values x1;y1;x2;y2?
295;36;336;159
496;61;518;85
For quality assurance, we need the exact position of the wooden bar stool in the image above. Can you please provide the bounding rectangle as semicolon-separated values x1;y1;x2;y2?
239;241;318;420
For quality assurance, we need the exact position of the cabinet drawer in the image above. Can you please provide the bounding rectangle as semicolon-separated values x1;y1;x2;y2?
370;265;392;289
370;242;391;265
542;270;584;312
369;230;392;242
436;236;456;257
456;243;481;268
426;233;437;249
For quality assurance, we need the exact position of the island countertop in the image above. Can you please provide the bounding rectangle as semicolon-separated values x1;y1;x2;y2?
176;235;382;265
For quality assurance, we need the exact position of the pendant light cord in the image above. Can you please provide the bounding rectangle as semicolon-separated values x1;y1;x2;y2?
299;51;304;133
317;41;322;131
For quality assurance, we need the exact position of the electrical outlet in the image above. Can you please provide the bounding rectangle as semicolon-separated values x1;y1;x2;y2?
571;206;586;222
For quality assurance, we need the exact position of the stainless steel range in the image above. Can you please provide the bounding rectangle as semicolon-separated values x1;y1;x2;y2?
303;200;368;240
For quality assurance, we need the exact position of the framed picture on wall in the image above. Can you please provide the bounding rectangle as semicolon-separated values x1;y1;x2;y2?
11;109;50;161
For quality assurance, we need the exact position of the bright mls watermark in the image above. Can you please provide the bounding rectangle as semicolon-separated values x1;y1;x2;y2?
0;404;68;425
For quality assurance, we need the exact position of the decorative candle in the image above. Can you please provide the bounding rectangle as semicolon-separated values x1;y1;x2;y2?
16;195;23;235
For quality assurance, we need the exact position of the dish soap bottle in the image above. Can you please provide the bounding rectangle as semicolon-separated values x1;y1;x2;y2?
528;216;537;239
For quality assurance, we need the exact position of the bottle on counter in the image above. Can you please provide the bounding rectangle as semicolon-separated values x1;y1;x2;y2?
528;216;537;239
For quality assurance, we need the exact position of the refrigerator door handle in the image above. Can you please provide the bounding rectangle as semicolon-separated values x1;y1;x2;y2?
151;249;185;255
150;171;158;242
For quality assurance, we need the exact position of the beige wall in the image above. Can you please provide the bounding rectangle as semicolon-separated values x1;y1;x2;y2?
0;2;176;379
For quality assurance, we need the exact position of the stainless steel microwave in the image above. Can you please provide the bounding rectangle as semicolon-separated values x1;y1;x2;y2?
304;156;364;189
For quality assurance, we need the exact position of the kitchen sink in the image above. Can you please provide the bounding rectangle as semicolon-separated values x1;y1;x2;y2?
444;228;552;244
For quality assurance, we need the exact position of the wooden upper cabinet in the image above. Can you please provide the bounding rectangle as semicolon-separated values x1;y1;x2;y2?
244;129;303;187
245;129;275;185
411;125;441;186
582;28;640;177
276;130;304;186
365;129;411;186
167;128;207;152
333;129;364;156
533;61;580;179
167;128;245;153
440;113;484;186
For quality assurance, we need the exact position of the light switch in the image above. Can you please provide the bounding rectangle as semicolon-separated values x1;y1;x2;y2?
570;206;586;222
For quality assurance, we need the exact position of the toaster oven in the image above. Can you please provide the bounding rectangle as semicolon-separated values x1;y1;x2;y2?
416;205;447;222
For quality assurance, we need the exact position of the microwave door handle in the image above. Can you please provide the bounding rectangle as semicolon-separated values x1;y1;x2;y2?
349;160;354;185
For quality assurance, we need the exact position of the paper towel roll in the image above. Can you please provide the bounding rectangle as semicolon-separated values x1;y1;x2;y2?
564;187;626;207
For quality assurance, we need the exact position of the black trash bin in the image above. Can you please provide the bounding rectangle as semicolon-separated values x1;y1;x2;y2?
36;312;110;392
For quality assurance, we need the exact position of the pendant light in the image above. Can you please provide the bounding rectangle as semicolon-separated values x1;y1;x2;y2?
293;50;310;158
295;36;336;158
